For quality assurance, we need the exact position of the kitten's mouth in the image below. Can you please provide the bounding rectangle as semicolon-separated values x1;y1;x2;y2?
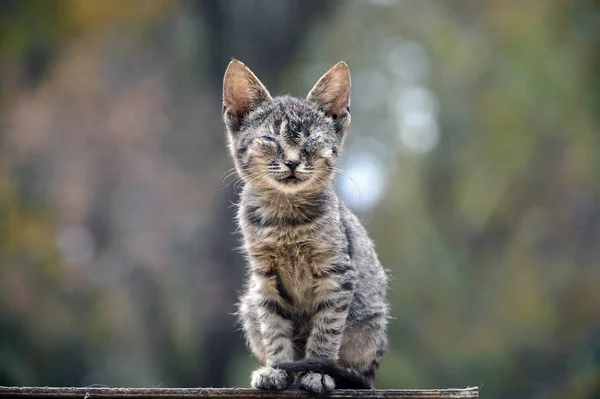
279;175;302;184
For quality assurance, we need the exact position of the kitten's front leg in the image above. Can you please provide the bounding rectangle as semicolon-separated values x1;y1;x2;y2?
250;268;295;390
301;262;354;393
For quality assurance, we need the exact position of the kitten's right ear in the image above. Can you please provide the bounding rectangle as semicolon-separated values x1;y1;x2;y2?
223;60;271;132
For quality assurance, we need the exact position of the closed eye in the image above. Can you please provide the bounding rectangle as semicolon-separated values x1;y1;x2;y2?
260;135;277;143
302;135;322;157
304;136;319;146
256;135;283;156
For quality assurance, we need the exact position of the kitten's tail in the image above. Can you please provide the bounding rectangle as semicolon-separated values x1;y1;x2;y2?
276;358;372;389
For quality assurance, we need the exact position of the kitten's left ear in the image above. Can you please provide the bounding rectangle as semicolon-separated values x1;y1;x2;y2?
307;62;351;132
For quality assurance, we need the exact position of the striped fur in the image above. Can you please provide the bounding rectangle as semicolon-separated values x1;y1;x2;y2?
222;60;388;394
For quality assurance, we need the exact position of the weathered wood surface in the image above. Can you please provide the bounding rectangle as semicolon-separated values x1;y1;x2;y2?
0;386;478;399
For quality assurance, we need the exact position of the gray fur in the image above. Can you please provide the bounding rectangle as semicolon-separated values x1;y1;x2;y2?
222;60;388;393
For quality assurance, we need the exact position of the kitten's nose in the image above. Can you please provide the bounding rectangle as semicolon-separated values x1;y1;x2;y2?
284;160;300;173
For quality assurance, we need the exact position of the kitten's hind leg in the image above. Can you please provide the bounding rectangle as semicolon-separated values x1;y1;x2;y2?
338;318;388;387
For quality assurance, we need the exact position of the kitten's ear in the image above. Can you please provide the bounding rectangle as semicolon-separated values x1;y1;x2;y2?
307;62;351;131
223;59;271;131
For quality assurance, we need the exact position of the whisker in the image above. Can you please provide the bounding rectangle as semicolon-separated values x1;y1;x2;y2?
219;172;242;189
235;171;270;193
218;166;253;191
218;166;237;178
233;177;246;192
219;163;272;191
221;169;241;183
326;167;363;207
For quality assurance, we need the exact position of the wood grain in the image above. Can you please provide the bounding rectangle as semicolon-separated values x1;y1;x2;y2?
0;386;479;399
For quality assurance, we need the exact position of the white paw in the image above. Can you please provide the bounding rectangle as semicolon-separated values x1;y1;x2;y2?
298;372;335;394
251;366;290;390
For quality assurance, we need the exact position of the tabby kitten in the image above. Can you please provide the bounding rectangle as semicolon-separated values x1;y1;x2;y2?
222;60;388;394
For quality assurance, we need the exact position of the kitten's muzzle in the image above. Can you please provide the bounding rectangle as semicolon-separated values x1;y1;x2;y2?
275;161;306;185
284;160;300;173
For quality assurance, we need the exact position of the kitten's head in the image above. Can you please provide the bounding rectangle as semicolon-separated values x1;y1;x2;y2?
222;60;351;194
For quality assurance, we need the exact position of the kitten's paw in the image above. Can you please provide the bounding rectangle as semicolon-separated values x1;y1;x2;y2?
251;367;290;390
298;372;336;394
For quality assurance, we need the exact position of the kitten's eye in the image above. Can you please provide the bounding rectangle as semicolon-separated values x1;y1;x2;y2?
304;136;319;147
302;134;323;157
254;135;283;156
260;135;277;143
256;135;279;148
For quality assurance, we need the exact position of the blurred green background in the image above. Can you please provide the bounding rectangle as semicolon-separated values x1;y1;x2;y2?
0;1;599;398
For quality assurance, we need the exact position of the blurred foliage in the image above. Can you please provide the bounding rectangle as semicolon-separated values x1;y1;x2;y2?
0;1;599;398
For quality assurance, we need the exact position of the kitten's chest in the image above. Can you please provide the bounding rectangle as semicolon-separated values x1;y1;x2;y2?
239;195;338;308
249;237;333;308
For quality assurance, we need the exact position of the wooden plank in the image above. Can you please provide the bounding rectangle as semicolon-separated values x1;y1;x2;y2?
0;386;479;399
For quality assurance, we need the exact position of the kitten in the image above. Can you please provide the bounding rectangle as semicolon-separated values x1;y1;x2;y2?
222;60;388;394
